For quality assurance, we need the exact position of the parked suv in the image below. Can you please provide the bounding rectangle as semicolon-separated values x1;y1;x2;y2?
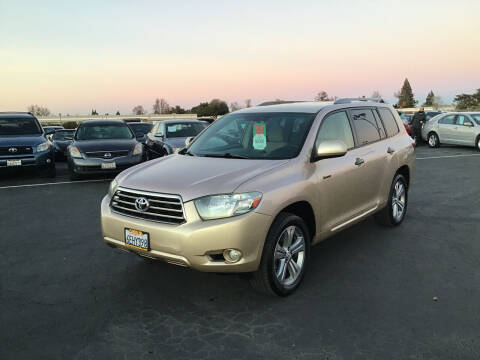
0;112;56;177
101;100;415;296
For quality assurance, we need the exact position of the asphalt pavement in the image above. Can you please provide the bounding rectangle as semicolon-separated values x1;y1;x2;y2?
1;146;480;360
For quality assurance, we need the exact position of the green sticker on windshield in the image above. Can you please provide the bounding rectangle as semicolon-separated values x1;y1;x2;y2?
253;122;266;150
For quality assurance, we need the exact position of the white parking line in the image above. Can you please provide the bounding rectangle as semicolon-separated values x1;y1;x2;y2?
0;178;110;190
416;153;480;160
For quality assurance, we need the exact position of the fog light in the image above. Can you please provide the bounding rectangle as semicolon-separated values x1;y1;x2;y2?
223;249;242;263
46;159;51;164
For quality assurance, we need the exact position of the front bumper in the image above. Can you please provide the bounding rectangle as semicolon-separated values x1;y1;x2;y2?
101;195;272;272
0;149;54;169
70;155;142;174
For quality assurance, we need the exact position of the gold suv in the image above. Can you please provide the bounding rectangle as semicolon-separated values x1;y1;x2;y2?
101;99;415;296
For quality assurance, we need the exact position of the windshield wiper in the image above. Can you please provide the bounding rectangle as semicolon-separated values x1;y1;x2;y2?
178;148;196;156
202;153;249;159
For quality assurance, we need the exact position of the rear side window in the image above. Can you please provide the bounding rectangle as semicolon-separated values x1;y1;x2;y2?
350;109;381;146
439;115;456;125
377;108;399;137
315;111;355;149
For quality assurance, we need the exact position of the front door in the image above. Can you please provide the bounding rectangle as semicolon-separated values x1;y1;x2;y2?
437;114;457;143
454;115;477;145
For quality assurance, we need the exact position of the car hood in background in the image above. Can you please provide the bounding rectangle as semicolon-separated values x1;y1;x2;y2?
163;137;189;149
0;135;46;148
117;155;289;202
74;139;138;152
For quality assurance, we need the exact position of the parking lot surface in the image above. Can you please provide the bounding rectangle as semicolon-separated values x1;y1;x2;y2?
1;146;480;360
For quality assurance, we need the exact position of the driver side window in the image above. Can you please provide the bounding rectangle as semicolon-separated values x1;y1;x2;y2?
315;111;355;150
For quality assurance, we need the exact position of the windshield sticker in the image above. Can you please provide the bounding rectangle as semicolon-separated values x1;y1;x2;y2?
253;122;267;150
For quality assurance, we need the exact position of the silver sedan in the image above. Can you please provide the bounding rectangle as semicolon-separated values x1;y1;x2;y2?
422;112;480;150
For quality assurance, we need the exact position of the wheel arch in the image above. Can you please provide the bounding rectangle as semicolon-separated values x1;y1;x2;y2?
273;201;316;241
396;165;410;187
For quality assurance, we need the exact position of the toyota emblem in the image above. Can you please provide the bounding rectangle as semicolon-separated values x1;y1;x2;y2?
104;153;112;158
134;197;150;212
8;147;18;153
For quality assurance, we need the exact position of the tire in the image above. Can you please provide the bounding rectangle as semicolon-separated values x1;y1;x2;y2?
476;136;480;152
427;132;440;148
375;173;408;227
249;212;311;296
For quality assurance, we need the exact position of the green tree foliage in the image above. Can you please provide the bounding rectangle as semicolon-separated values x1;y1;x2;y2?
423;91;435;106
171;105;186;114
395;79;417;108
116;111;120;116
62;121;78;129
191;99;229;117
454;89;480;110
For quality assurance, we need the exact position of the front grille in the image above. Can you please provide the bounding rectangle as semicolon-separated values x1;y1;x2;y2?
0;146;33;155
111;188;185;224
85;150;129;159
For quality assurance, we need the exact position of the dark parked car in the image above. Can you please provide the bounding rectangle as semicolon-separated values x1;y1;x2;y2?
0;112;56;177
145;120;208;159
127;122;153;144
52;129;76;160
43;125;64;141
197;117;215;124
67;120;143;180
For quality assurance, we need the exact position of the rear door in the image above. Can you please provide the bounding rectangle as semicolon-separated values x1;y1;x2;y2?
454;115;477;145
437;114;457;143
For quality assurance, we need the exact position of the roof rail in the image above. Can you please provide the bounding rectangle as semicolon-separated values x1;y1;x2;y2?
334;97;385;105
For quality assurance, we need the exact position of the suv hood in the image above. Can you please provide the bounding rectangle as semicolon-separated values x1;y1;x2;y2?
0;135;46;147
117;154;288;202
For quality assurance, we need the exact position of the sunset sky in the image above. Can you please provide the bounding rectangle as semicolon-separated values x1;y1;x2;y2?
1;0;479;115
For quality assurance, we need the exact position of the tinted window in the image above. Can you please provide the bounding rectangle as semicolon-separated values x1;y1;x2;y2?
188;112;315;159
0;116;42;135
377;108;399;137
128;123;152;134
471;114;480;125
439;115;456;125
315;111;354;149
165;123;207;138
426;112;441;121
53;130;75;140
350;109;381;145
76;124;133;140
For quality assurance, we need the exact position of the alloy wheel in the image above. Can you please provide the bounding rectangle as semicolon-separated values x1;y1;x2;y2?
274;225;306;287
392;180;406;222
428;134;436;147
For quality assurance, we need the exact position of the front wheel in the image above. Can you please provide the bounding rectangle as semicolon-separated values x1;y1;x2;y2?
375;173;408;227
249;212;310;296
476;136;480;152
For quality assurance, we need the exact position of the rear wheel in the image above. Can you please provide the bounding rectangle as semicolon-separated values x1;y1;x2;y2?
375;173;408;227
428;132;440;148
249;212;310;296
476;136;480;152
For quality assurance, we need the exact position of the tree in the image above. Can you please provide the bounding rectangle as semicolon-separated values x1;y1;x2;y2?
132;105;145;115
116;111;120;116
423;90;435;106
160;98;170;114
314;91;333;101
454;93;478;110
394;78;417;108
230;102;241;111
171;105;186;114
152;99;161;114
371;91;382;99
91;109;98;116
245;99;252;108
27;104;51;116
191;99;229;117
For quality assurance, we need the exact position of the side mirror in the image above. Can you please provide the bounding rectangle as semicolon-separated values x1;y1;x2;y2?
311;140;348;162
464;121;474;127
185;136;195;146
136;132;144;138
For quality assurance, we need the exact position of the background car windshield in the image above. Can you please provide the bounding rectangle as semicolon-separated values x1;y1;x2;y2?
129;123;152;134
471;114;480;125
76;125;133;140
165;123;206;138
0;117;42;135
53;130;75;140
188;112;315;159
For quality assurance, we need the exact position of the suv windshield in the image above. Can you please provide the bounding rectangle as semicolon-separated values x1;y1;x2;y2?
128;123;153;135
0;116;42;136
76;124;133;140
187;112;315;159
165;123;207;138
53;130;75;140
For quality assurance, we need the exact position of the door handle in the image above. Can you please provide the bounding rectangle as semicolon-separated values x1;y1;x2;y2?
387;147;395;154
355;158;364;166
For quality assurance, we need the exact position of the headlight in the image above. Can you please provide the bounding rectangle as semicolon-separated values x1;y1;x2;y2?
69;146;82;158
133;143;143;155
108;179;118;198
37;142;50;152
194;192;262;220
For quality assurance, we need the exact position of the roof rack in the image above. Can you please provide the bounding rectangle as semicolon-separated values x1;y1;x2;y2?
334;97;385;105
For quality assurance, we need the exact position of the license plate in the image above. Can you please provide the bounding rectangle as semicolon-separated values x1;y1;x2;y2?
101;162;116;169
124;228;149;251
7;159;22;167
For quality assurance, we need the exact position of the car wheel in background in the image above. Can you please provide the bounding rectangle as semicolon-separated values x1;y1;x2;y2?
476;136;480;152
249;212;310;296
375;173;408;227
427;132;440;148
